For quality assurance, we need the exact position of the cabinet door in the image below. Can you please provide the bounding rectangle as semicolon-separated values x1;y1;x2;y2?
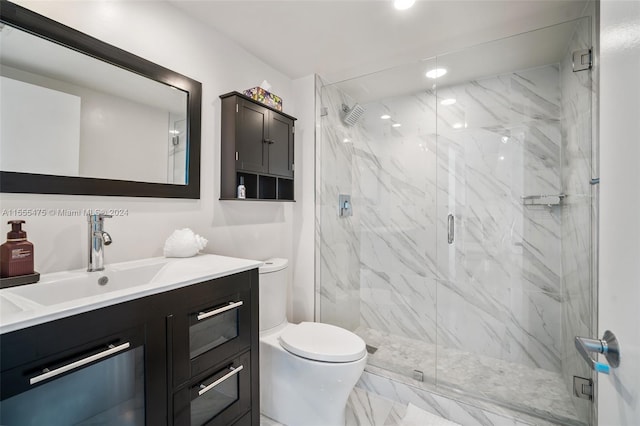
1;325;147;426
267;112;294;178
236;99;268;174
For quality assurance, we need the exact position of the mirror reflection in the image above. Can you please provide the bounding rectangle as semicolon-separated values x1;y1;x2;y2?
0;22;188;185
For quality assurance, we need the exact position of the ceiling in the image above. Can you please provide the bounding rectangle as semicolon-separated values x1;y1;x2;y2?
169;0;589;84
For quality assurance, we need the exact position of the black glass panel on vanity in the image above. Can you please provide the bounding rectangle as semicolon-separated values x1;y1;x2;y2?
0;1;202;198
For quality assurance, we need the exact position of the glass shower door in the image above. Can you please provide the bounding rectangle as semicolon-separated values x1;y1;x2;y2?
434;18;594;425
316;58;439;384
316;16;594;426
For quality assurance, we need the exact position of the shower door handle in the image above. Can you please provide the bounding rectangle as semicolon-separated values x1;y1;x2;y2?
575;330;620;374
447;214;454;244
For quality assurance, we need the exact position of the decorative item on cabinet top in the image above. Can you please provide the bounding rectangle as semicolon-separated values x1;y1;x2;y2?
219;92;296;202
243;86;283;111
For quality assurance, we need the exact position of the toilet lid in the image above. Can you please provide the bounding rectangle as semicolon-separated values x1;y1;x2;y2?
279;322;367;363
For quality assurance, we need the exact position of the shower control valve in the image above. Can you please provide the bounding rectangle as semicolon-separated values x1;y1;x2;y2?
338;194;352;217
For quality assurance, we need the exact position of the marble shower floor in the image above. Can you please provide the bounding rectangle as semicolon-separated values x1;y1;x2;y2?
354;327;582;426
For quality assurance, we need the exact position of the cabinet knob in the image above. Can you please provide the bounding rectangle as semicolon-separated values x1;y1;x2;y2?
263;139;274;144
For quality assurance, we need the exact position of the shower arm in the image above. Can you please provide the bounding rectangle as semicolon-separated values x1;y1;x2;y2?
574;330;620;374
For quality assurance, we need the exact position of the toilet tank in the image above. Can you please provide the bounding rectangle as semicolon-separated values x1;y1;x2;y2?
259;258;288;331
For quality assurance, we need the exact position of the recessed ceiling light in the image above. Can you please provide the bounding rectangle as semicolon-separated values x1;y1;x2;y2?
440;98;456;106
380;114;391;120
392;123;402;128
394;0;415;10
499;156;505;161
501;136;509;144
426;68;447;79
343;138;351;143
452;122;463;129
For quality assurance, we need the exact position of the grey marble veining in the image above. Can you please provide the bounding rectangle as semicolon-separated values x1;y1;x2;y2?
559;17;595;425
355;327;582;426
316;77;362;330
317;24;593;424
260;387;463;426
357;369;579;426
318;63;565;371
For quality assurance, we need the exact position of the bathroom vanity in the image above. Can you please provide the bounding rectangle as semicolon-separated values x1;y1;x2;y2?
0;255;261;426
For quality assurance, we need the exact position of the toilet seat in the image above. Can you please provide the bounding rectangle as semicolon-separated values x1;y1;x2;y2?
278;322;366;362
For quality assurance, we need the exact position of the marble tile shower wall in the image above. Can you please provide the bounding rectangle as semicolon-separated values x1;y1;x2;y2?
559;17;593;423
355;65;564;372
355;93;439;345
318;64;566;372
433;65;563;372
316;79;362;331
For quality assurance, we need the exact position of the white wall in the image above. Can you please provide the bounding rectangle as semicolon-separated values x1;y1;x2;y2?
2;66;171;183
0;0;302;276
598;1;640;425
0;76;81;176
78;87;169;183
290;74;316;323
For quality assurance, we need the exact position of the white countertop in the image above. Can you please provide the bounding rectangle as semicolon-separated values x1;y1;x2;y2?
0;254;263;335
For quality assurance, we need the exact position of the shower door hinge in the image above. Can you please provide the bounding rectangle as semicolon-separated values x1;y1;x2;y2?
573;48;592;72
573;376;593;401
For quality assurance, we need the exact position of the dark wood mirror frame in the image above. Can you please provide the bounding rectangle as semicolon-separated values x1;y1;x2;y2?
0;0;201;199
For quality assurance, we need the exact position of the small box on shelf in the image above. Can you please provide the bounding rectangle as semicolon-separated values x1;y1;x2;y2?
243;87;282;111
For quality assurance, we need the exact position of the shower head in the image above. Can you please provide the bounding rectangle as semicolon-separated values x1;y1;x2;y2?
342;103;365;126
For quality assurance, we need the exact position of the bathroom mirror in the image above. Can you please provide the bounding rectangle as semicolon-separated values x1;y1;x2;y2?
0;1;201;198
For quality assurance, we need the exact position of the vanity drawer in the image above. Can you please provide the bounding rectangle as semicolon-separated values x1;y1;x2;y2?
171;273;252;386
173;351;251;426
1;324;148;425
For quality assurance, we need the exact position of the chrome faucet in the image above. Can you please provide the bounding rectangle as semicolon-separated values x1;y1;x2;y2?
87;214;112;272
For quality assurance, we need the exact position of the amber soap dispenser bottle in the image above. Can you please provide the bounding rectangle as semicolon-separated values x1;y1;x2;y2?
0;220;34;278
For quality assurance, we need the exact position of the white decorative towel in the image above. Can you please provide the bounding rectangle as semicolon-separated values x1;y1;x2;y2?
163;228;208;258
400;403;461;426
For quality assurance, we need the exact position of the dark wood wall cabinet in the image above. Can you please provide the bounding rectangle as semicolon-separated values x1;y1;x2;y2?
0;269;260;426
220;92;296;201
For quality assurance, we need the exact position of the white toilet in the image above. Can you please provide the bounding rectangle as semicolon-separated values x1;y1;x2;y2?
259;258;367;426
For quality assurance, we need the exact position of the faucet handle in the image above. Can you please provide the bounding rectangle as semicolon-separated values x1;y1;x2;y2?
87;213;113;222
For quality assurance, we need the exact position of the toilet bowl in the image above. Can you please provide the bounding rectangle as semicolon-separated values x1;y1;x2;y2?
259;259;367;426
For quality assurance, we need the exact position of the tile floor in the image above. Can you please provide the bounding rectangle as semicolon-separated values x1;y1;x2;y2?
260;387;445;426
354;327;580;425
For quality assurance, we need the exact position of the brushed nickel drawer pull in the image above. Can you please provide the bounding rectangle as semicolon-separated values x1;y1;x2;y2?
197;301;243;321
198;365;244;396
30;342;131;385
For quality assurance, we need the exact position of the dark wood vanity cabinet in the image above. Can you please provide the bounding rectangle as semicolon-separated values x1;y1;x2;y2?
0;269;260;426
220;92;296;201
169;271;259;426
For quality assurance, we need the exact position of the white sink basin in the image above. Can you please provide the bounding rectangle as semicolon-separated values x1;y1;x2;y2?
4;261;167;307
0;294;28;316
